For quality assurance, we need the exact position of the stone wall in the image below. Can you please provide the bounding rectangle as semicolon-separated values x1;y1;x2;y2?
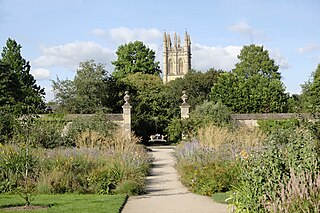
230;113;313;127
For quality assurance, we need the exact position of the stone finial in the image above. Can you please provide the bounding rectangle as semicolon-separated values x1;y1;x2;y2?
181;90;188;103
123;91;130;106
180;90;190;119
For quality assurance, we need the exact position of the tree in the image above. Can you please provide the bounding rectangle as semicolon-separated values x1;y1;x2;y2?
164;69;222;118
0;62;18;106
301;64;320;113
73;60;108;113
51;77;77;112
211;44;288;113
122;72;167;142
52;60;111;113
112;41;161;80
0;38;45;114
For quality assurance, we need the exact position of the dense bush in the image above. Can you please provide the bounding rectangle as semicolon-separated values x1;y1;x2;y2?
0;110;17;143
174;126;264;196
0;131;152;196
262;170;320;212
257;118;300;134
232;127;320;212
167;101;231;143
174;141;239;195
0;144;39;193
191;101;231;128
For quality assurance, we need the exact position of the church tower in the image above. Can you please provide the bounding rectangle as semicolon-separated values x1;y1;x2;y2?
163;31;191;84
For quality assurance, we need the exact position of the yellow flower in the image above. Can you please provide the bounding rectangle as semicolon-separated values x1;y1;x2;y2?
240;149;249;159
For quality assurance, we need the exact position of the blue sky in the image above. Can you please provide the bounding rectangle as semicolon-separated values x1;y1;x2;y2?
1;0;319;101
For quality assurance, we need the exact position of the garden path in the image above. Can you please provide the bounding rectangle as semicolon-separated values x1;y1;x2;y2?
122;147;229;213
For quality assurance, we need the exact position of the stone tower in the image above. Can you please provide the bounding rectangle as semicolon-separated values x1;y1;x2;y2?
163;31;191;84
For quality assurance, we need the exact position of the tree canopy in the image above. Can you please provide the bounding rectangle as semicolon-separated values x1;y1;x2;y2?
0;38;45;114
112;41;161;80
122;72;167;141
52;60;118;113
301;64;320;113
211;44;288;113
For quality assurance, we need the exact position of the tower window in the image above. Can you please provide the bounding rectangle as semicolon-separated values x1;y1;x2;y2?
179;59;184;74
169;59;174;74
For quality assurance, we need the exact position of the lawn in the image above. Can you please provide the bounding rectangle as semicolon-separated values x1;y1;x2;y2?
0;194;127;213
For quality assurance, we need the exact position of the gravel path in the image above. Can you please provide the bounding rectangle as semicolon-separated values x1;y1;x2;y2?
122;147;229;213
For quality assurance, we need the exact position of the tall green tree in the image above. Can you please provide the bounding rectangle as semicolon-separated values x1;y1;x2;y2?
52;60;110;113
301;64;320;113
0;38;45;114
0;62;18;106
73;60;107;113
211;44;288;113
122;72;167;142
112;41;161;80
51;77;77;112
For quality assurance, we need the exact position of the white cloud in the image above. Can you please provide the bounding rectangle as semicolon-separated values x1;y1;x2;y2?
30;68;51;80
298;43;320;54
32;41;116;71
228;22;267;41
91;27;163;69
269;49;290;70
192;44;241;71
191;44;290;71
91;27;162;45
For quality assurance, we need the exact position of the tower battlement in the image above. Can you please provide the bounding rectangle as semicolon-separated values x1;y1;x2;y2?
163;31;191;83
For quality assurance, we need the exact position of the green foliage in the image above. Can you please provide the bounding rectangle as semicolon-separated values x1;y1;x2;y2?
52;60;112;113
0;194;126;213
166;101;230;143
212;192;232;204
166;118;194;143
65;113;118;147
287;94;304;112
178;161;239;196
191;100;230;128
112;41;161;80
0;144;38;194
164;69;221;118
174;141;240;196
122;73;169;142
0;144;151;195
211;44;288;113
257;118;300;134
0;108;17;143
0;38;45;114
301;63;320;113
232;127;320;212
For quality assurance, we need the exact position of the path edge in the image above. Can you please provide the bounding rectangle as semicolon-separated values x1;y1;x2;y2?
119;195;129;213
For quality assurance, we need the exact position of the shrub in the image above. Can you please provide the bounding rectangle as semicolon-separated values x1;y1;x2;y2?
197;124;265;150
0;130;152;196
174;140;240;196
0;110;17;143
191;100;231;128
114;180;142;195
258;118;300;134
262;170;320;213
232;127;320;212
37;148;100;194
166;118;194;143
64;113;118;147
167;101;231;143
0;144;39;195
